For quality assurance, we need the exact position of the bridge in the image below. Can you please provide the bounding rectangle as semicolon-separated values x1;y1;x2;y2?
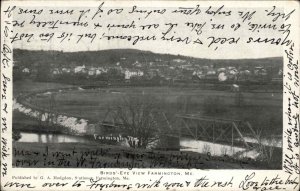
176;114;257;149
98;109;256;149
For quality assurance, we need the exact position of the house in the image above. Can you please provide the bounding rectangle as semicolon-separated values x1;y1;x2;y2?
239;70;251;81
88;67;97;76
179;64;193;69
254;67;267;76
202;66;209;70
231;84;240;92
102;67;108;73
74;65;87;73
193;70;202;75
96;69;102;75
173;59;185;63
278;69;283;76
62;67;71;73
22;68;30;73
124;69;144;80
217;68;226;73
146;69;159;79
229;68;238;75
206;70;216;75
52;68;61;75
227;66;236;70
133;61;142;68
193;70;205;79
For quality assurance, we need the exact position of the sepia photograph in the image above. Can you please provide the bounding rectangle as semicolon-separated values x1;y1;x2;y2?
1;1;299;190
12;48;283;169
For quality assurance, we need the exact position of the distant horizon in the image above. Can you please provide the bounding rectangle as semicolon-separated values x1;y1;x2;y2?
13;48;283;61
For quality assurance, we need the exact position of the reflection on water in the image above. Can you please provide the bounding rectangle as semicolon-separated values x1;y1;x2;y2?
180;137;245;156
18;133;277;159
180;135;282;159
18;132;93;143
180;137;260;159
17;132;129;147
242;137;282;148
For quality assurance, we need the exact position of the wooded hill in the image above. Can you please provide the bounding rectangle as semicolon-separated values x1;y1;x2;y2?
14;49;283;69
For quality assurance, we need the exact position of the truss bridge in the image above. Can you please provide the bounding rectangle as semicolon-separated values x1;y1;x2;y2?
176;114;256;149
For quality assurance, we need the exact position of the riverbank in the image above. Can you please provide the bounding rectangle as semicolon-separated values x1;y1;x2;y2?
13;111;64;133
13;110;282;169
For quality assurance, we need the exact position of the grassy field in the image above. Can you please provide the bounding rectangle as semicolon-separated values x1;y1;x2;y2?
28;86;282;137
13;79;74;96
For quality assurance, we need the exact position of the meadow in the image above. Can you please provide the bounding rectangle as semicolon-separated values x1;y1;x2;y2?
27;85;282;138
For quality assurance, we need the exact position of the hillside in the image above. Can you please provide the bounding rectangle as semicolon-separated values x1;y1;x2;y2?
14;49;283;69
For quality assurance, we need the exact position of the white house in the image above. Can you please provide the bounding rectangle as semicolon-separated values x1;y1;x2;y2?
96;69;102;75
231;84;240;92
124;69;144;80
74;65;86;73
173;59;185;63
62;68;71;73
207;70;216;75
240;70;251;76
202;66;209;70
217;68;226;73
52;68;61;75
22;68;30;73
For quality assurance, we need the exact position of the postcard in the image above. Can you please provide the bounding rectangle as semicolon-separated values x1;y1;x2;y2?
1;0;299;190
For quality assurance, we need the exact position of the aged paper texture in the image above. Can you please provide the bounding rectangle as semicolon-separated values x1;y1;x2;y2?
1;0;299;190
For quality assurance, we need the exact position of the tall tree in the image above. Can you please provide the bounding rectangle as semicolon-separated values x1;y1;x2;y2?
111;95;160;148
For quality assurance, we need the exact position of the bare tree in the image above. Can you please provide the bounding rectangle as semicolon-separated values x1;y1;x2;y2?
111;94;161;149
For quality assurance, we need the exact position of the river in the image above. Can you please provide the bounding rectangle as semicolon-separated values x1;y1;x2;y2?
17;132;264;159
17;132;95;144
